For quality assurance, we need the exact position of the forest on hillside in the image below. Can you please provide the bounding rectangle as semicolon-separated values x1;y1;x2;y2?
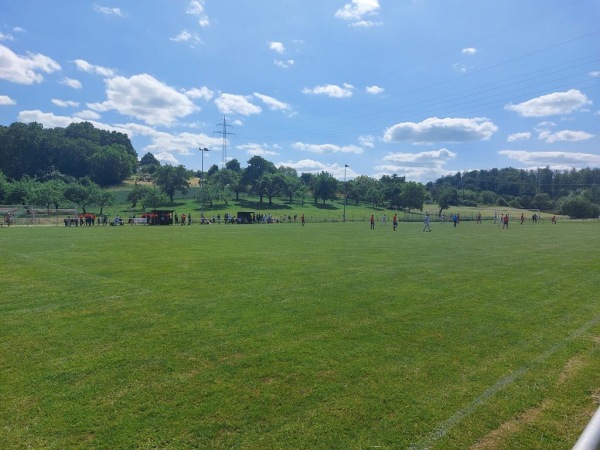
1;121;599;218
0;121;137;186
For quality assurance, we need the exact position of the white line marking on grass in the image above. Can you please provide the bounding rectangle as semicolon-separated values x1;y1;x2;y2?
410;314;600;450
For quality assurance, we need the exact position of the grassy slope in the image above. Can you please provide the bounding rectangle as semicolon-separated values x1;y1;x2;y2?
0;220;598;449
106;182;558;224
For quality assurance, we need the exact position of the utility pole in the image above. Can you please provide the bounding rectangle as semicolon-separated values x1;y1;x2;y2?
213;116;235;168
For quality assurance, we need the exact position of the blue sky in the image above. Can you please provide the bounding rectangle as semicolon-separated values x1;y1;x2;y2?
0;0;598;182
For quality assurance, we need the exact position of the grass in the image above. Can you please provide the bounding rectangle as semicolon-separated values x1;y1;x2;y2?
1;219;599;449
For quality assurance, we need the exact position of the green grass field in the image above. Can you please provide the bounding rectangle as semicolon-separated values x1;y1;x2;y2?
1;220;599;449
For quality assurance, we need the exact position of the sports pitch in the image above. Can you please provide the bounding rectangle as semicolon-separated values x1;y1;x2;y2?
1;220;599;449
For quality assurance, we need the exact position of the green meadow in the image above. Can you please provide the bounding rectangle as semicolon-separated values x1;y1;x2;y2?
1;219;599;449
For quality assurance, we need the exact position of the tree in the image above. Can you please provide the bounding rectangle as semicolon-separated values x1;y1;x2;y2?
282;174;302;203
225;158;241;173
348;176;376;206
5;176;35;205
140;152;160;167
63;180;100;213
31;179;66;209
142;187;168;211
558;195;599;219
153;165;191;203
480;190;497;205
197;182;217;206
207;164;219;177
533;193;553;210
400;181;425;211
380;174;405;209
366;186;384;208
242;156;276;202
94;190;116;215
89;144;137;186
437;187;459;217
204;169;239;206
0;171;9;203
258;172;286;206
312;171;338;204
209;169;239;191
127;184;151;208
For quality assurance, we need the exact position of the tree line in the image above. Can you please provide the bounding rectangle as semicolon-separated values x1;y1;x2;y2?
0;121;137;186
0;121;599;218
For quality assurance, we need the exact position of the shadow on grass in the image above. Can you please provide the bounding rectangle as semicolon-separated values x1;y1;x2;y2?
235;199;293;211
314;203;339;211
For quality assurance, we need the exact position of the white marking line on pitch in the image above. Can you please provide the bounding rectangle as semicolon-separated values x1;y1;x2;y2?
410;314;600;450
17;252;153;295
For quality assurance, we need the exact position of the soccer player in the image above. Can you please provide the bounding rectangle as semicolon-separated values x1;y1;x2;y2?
423;213;431;232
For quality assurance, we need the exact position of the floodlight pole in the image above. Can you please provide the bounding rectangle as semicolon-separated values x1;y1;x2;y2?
199;147;210;181
344;164;349;222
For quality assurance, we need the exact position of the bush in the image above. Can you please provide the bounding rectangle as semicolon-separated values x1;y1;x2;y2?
558;195;600;219
509;198;522;208
480;190;497;205
497;197;509;207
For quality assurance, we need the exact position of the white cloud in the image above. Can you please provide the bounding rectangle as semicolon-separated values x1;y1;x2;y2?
293;142;363;154
452;63;470;73
538;129;594;144
253;92;290;111
155;152;180;165
185;86;214;101
589;71;600;78
74;59;115;77
274;59;295;69
17;110;124;133
366;85;384;95
93;4;125;17
302;83;354;98
507;132;531;142
535;121;557;131
170;30;201;44
276;160;353;179
88;74;199;126
51;99;79;107
187;0;210;27
499;150;600;168
12;27;26;33
237;143;280;157
383;148;457;165
505;89;592;117
0;32;14;41
462;47;477;56
349;20;383;28
384;117;498;143
269;41;286;54
359;135;376;148
215;93;262;116
141;130;221;156
335;0;381;27
0;95;16;105
14;110;222;160
74;110;102;120
0;44;61;84
377;148;456;182
60;77;82;89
